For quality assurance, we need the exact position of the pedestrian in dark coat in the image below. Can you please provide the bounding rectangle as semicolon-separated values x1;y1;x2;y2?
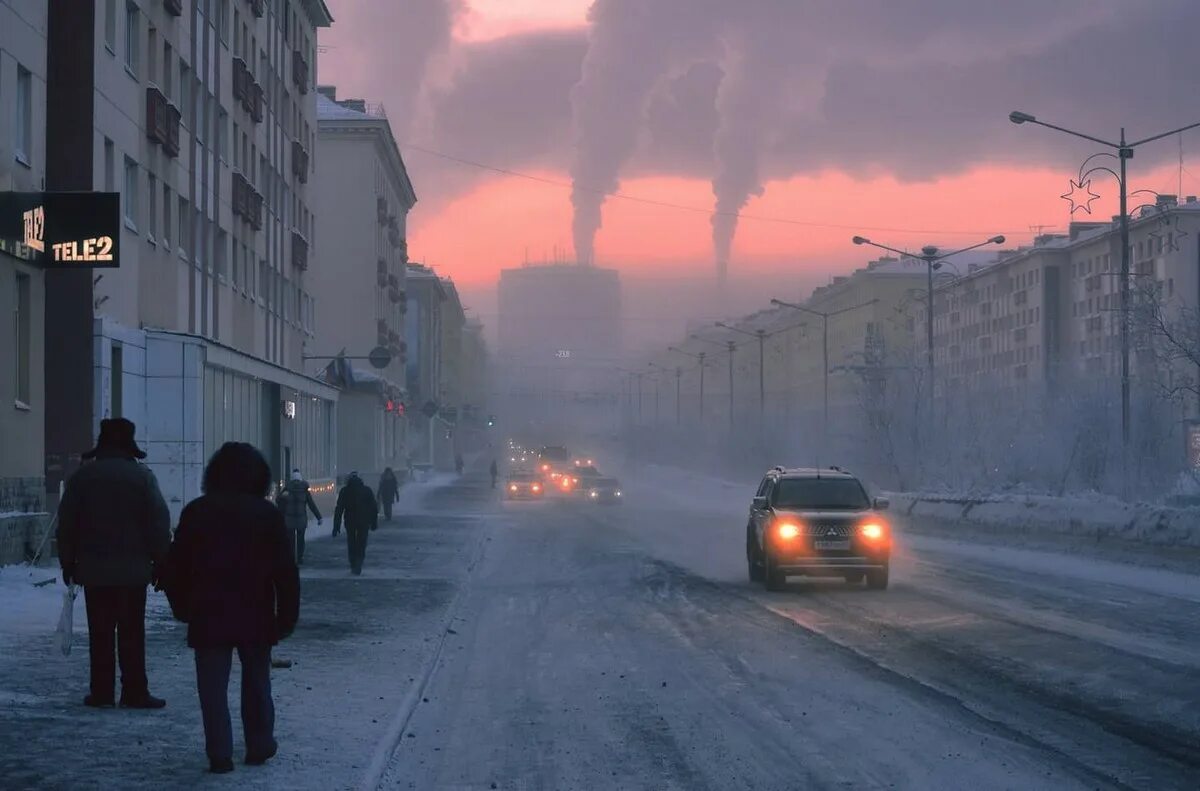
274;469;322;564
56;418;171;709
333;472;377;575
377;467;400;522
164;442;300;774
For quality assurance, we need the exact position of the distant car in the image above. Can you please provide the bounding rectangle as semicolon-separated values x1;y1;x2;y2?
586;477;622;504
572;456;596;468
746;467;891;591
505;472;544;500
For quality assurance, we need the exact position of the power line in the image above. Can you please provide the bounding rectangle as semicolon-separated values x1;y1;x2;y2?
401;142;1058;238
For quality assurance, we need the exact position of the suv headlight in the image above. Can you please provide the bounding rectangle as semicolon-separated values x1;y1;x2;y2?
859;522;886;541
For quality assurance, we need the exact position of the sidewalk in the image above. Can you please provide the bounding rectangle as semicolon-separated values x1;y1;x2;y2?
0;475;486;790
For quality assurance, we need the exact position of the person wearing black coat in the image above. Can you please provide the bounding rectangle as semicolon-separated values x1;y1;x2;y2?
56;418;171;709
165;442;300;774
377;467;400;522
333;472;377;575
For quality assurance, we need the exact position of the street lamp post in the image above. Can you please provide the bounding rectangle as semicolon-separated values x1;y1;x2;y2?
1008;110;1200;454
691;334;738;431
668;347;708;419
714;321;809;430
851;235;1005;410
770;297;878;452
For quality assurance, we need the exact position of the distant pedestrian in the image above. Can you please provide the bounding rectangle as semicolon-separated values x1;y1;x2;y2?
455;454;465;475
274;469;322;564
333;472;378;575
56;418;171;710
164;442;300;774
377;467;400;523
489;460;498;490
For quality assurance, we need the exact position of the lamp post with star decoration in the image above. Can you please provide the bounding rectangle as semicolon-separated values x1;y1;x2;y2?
1009;111;1200;473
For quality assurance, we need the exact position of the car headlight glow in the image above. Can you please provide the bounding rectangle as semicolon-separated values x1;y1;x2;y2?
860;522;886;540
776;522;801;540
531;483;542;492
589;490;598;498
615;490;622;497
509;484;518;492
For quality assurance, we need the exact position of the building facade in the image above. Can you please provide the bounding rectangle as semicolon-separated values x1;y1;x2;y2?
310;85;415;480
38;0;336;519
0;0;50;561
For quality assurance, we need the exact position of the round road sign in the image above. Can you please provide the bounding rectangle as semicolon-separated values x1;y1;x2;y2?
367;345;392;369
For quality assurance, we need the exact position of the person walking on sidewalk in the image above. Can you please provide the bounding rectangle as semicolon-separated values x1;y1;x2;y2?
333;472;378;575
56;418;171;710
490;459;498;490
164;442;300;774
274;469;322;564
377;467;400;523
455;454;465;475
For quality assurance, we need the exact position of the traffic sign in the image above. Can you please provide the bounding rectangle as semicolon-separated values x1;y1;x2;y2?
367;345;392;369
421;400;439;419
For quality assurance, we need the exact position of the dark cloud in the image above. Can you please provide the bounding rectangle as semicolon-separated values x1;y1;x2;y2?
322;0;1200;264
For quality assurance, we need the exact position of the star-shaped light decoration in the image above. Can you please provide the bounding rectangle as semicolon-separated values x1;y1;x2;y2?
1061;178;1101;214
1164;214;1189;253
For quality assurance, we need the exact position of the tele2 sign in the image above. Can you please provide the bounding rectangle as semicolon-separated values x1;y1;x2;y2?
2;192;121;268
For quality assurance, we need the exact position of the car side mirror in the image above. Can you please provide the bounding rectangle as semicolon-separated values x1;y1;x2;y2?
873;497;890;511
752;496;768;510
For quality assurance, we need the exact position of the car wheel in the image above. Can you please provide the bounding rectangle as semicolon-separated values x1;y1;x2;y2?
763;552;786;592
746;531;765;582
866;566;889;590
843;572;864;585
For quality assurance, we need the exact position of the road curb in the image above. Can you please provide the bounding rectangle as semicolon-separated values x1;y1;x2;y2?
359;511;492;790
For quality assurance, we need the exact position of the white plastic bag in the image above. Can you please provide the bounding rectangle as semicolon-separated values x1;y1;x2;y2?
56;584;77;657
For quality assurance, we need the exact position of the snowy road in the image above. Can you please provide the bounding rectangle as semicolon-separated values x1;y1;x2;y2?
3;466;1198;789
379;467;1200;790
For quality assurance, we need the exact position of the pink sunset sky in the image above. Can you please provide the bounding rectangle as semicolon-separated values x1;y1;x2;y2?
317;1;1200;291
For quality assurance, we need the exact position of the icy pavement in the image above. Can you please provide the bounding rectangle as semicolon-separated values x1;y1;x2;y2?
0;474;486;790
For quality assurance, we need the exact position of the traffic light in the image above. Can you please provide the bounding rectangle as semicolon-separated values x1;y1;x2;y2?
487;414;496;427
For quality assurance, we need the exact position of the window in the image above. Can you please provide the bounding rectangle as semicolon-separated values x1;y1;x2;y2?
219;0;230;42
105;0;117;51
148;27;157;82
147;173;157;239
14;65;32;164
163;43;172;98
178;196;189;255
125;2;139;75
123;157;138;227
15;273;31;406
179;62;190;126
217;108;228;159
104;139;115;191
215;229;228;280
111;345;123;417
162;184;172;247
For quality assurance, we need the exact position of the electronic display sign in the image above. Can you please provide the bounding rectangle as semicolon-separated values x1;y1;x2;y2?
0;191;121;268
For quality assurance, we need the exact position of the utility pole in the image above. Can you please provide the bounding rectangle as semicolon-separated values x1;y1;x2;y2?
675;366;682;425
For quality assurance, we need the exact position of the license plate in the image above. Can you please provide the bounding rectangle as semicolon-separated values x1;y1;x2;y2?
813;539;850;550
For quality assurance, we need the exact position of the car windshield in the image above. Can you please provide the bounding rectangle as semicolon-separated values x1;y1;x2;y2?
772;478;869;509
577;466;600;477
595;478;618;487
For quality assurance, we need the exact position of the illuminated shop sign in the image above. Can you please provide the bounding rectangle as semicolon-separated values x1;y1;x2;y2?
0;192;121;268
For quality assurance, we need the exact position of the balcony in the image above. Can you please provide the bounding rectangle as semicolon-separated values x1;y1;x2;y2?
292;50;309;95
145;87;182;158
389;287;404;304
247;82;264;123
232;173;264;231
232;57;248;102
247;0;264;18
163;0;183;16
291;140;309;183
377;196;388;224
291;231;308;271
388;225;401;249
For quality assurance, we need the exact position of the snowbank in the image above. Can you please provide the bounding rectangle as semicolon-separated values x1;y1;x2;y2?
889;490;1200;548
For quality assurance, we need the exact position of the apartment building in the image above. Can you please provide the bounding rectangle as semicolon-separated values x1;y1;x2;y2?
42;0;336;518
0;0;49;561
310;86;415;480
928;202;1200;414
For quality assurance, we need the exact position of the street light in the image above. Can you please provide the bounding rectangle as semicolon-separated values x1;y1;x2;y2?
668;347;708;419
715;320;809;426
691;334;738;431
852;234;1005;404
1008;109;1200;454
648;362;677;425
770;297;878;452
